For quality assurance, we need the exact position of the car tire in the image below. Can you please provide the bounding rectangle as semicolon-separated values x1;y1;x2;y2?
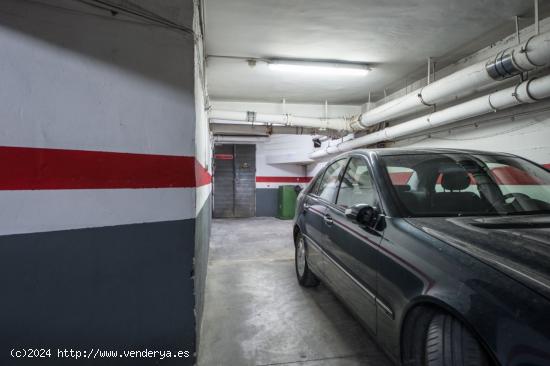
425;313;490;366
295;232;319;287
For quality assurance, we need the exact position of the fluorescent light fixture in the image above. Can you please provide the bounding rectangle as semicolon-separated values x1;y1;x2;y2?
268;60;370;76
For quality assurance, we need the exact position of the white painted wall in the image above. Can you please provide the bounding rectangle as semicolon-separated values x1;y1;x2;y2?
192;0;211;347
392;105;550;165
0;1;195;156
194;0;213;214
256;135;312;188
0;0;198;235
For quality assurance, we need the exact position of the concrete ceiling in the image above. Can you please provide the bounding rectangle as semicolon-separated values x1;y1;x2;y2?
205;0;543;105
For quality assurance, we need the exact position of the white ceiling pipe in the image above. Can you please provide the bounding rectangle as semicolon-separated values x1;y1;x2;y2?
310;74;550;159
214;135;269;143
209;110;350;130
353;31;550;130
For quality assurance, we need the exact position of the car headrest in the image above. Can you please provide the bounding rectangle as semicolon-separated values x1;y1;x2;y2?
395;184;411;193
441;168;470;191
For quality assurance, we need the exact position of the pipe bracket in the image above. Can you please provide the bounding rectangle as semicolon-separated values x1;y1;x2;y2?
487;96;498;112
514;78;539;103
246;111;256;123
283;114;290;126
417;90;434;107
522;35;546;67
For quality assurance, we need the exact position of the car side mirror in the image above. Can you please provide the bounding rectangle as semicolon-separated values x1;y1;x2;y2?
345;204;381;228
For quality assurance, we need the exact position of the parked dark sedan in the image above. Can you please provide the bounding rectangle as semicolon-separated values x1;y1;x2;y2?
293;148;550;366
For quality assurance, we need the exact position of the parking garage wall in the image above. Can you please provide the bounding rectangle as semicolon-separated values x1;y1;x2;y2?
391;101;550;166
0;1;204;364
193;0;212;350
254;135;312;217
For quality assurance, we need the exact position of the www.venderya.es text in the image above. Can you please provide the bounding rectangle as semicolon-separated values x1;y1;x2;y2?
11;348;191;360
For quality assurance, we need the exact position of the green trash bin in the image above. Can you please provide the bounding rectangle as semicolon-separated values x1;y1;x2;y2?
277;185;298;220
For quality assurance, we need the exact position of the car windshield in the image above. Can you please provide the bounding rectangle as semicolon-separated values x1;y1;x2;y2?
380;153;550;217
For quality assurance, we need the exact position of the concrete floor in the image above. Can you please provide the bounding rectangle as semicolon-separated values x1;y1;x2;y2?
198;217;392;366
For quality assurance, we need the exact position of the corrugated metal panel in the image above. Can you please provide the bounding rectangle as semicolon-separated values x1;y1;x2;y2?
213;145;235;218
213;144;256;218
234;144;256;217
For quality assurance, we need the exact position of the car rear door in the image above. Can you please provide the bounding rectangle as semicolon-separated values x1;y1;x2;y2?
302;158;349;277
323;156;383;335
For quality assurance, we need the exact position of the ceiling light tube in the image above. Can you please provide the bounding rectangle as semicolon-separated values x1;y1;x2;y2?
268;60;370;76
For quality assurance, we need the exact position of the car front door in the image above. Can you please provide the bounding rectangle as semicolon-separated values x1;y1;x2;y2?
302;158;349;278
323;156;384;335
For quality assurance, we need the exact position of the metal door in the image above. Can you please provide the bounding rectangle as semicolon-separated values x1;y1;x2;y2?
213;144;256;218
233;144;256;217
213;145;235;218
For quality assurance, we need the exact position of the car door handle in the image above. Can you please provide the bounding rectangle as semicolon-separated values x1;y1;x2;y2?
303;203;311;212
324;214;333;226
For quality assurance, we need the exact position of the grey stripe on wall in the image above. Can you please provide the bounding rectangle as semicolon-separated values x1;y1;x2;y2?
256;188;278;217
0;219;196;366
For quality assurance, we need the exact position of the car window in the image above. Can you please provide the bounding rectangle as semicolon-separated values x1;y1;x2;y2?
336;157;376;208
316;159;348;202
381;153;550;217
308;172;323;195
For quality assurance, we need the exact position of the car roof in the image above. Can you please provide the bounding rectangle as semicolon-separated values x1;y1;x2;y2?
346;147;517;158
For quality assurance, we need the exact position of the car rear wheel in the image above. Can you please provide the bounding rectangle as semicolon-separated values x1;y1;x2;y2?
425;313;490;366
295;232;319;287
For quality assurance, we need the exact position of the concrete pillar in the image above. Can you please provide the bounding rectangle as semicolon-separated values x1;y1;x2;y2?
0;1;209;364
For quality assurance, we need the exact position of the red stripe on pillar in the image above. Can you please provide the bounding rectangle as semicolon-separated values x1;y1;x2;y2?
256;176;312;183
195;159;212;186
0;146;211;190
